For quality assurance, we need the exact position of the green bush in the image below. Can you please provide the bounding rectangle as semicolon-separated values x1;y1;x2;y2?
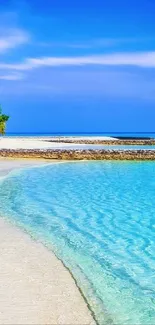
0;106;10;135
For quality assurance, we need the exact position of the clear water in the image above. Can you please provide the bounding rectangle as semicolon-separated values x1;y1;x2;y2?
0;161;155;324
55;144;155;151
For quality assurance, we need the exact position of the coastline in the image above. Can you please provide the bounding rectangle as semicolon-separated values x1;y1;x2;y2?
0;158;51;177
1;137;155;161
2;148;155;160
0;159;94;325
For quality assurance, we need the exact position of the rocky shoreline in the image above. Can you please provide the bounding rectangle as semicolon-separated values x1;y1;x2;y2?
46;138;155;145
1;149;155;160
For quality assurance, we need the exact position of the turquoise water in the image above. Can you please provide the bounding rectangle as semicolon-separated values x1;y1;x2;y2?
55;144;155;150
0;162;155;324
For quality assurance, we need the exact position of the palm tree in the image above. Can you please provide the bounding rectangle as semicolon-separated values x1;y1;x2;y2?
0;106;9;135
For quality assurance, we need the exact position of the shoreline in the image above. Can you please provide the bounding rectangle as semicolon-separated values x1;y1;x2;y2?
44;137;155;145
0;159;95;325
1;148;155;160
1;137;155;161
0;158;51;177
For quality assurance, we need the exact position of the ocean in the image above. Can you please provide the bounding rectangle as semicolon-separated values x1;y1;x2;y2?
0;161;155;324
5;132;155;138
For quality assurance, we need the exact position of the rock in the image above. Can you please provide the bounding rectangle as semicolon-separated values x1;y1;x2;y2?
1;149;155;160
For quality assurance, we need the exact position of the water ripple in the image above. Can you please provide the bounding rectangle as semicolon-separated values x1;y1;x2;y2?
0;161;155;324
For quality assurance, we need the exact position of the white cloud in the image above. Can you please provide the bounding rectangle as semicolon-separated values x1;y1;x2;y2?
0;28;29;53
0;52;155;75
27;52;155;68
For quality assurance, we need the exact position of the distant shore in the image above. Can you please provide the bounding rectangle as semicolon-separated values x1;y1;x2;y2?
44;136;155;144
1;136;155;160
0;159;94;325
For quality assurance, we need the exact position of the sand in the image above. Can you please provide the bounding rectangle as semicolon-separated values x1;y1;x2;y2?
0;159;95;325
0;138;75;149
0;136;117;150
0;158;51;177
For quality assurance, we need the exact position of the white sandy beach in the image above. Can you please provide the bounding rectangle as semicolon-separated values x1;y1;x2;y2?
0;138;75;149
0;136;116;150
0;159;94;325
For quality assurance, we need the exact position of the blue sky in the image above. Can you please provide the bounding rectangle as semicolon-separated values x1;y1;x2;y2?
0;0;155;133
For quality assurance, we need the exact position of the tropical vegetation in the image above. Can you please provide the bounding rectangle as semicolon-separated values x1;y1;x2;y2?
0;106;9;135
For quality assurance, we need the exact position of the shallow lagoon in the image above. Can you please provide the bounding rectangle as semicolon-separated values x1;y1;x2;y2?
0;161;155;324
